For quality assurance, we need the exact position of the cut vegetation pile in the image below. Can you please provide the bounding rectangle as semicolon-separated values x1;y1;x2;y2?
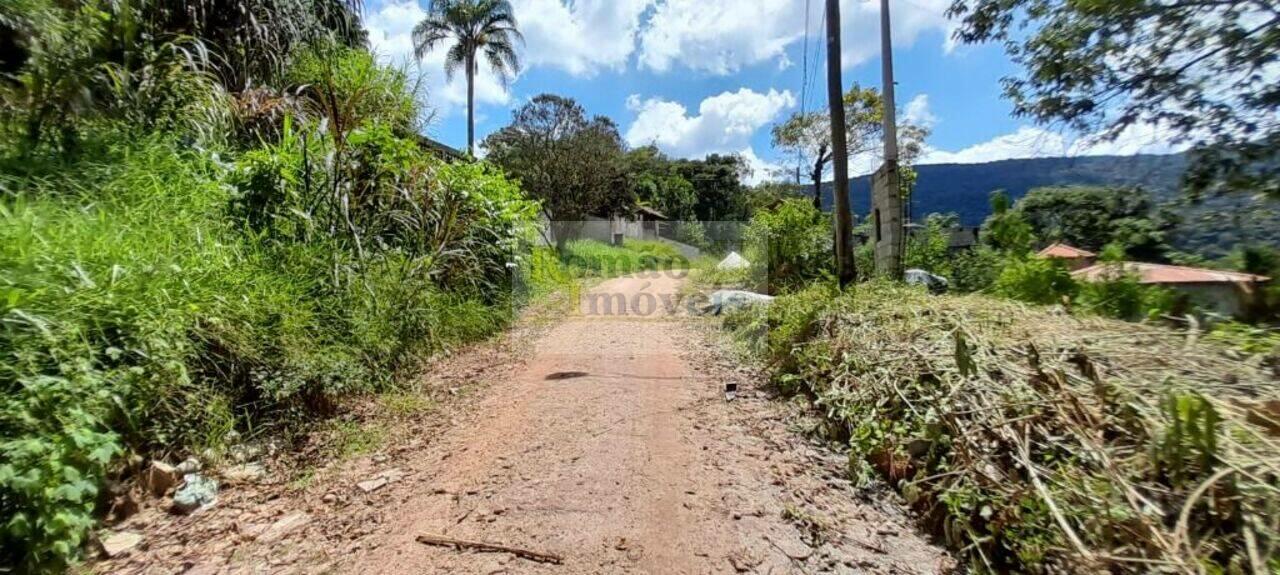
730;282;1280;573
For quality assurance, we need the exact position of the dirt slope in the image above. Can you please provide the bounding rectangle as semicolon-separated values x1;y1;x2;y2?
96;274;951;574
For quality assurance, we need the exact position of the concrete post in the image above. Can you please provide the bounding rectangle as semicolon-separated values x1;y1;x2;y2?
872;162;904;278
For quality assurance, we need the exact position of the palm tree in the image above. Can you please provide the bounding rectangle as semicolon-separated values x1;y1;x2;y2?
413;0;521;155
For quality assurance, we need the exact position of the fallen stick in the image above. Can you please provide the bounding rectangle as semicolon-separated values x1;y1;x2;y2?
416;533;564;564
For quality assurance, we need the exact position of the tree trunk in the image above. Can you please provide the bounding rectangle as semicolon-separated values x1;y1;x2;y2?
466;52;476;156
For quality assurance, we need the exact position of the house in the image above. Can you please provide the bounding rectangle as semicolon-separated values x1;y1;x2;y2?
1071;261;1271;318
414;136;467;163
1037;243;1098;271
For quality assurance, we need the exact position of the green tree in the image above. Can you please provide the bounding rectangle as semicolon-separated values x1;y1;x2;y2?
947;0;1280;199
1013;186;1172;258
413;0;522;155
624;145;696;221
483;94;628;249
981;190;1034;254
676;154;750;222
771;84;883;209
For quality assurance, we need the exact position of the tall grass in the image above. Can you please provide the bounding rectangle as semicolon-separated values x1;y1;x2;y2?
0;138;524;570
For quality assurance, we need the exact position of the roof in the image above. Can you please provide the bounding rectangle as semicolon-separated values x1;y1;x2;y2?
636;206;668;220
415;135;467;162
1038;243;1097;259
1072;262;1271;285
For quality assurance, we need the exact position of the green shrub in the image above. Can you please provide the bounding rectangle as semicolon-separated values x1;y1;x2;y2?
993;256;1077;305
0;136;535;570
743;198;832;293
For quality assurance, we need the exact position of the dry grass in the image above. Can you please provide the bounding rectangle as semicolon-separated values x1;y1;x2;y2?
735;282;1280;573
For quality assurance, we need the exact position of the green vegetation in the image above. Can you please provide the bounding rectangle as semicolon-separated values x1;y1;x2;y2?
725;282;1280;573
559;239;686;278
0;1;540;571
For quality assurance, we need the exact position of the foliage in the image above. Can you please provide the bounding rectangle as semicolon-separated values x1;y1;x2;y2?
287;43;422;138
948;246;1004;293
624;146;696;221
1012;186;1170;256
904;213;956;276
412;0;522;154
947;0;1280;200
484;94;629;246
0;134;535;569
558;239;685;278
743;199;832;294
675;154;751;223
771;84;883;207
980;190;1034;254
0;1;234;154
729;282;1280;573
993;255;1077;305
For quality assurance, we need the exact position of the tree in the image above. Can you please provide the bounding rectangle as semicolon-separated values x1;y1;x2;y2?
771;85;883;209
947;0;1280;200
624;145;696;221
483;94;627;249
981;190;1034;254
413;0;522;155
1013;186;1173;257
675;154;750;222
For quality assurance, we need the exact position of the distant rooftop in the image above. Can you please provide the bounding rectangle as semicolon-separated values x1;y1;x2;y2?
1038;243;1096;259
1072;262;1271;284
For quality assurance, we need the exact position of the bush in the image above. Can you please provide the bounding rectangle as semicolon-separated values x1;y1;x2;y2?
993;255;1077;305
0;136;534;570
559;239;686;278
743;199;832;293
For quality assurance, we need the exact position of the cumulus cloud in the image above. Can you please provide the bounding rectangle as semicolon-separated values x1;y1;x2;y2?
513;0;652;76
902;94;937;128
920;122;1190;165
624;88;794;166
364;0;653;121
638;0;955;75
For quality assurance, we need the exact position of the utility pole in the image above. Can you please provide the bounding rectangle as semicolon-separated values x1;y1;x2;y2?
825;0;856;287
871;0;905;279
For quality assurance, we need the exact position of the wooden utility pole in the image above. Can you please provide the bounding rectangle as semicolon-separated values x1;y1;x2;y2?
825;0;856;286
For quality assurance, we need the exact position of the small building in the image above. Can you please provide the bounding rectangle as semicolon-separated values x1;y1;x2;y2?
1037;243;1098;271
1071;262;1271;318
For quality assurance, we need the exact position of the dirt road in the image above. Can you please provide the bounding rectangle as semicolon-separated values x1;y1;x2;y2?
98;274;950;574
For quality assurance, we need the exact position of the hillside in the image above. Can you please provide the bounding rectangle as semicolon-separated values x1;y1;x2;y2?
818;154;1279;257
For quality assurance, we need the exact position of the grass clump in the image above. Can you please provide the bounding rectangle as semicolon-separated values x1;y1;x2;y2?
559;239;686;278
729;282;1280;573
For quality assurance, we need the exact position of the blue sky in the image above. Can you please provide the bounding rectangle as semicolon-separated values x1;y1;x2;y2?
364;0;1182;184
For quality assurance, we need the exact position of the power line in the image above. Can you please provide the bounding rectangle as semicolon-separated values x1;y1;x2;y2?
796;0;812;184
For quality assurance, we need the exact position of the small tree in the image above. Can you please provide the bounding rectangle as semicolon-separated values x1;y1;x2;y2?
771;85;883;209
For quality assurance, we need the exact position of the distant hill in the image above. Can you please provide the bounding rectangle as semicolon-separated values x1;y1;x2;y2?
814;154;1278;258
820;154;1189;224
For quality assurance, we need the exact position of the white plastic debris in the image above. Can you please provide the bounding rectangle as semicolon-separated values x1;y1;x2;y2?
716;252;751;270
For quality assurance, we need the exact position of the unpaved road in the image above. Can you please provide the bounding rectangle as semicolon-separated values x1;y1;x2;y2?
97;274;951;574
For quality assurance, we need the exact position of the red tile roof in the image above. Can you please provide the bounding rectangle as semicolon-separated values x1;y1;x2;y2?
1037;243;1096;259
1072;262;1271;284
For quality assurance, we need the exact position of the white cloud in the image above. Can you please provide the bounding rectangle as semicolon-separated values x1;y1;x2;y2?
920;122;1190;165
512;0;653;76
624;88;795;159
625;88;795;186
902;94;936;128
364;0;653;123
638;0;955;75
738;148;784;186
